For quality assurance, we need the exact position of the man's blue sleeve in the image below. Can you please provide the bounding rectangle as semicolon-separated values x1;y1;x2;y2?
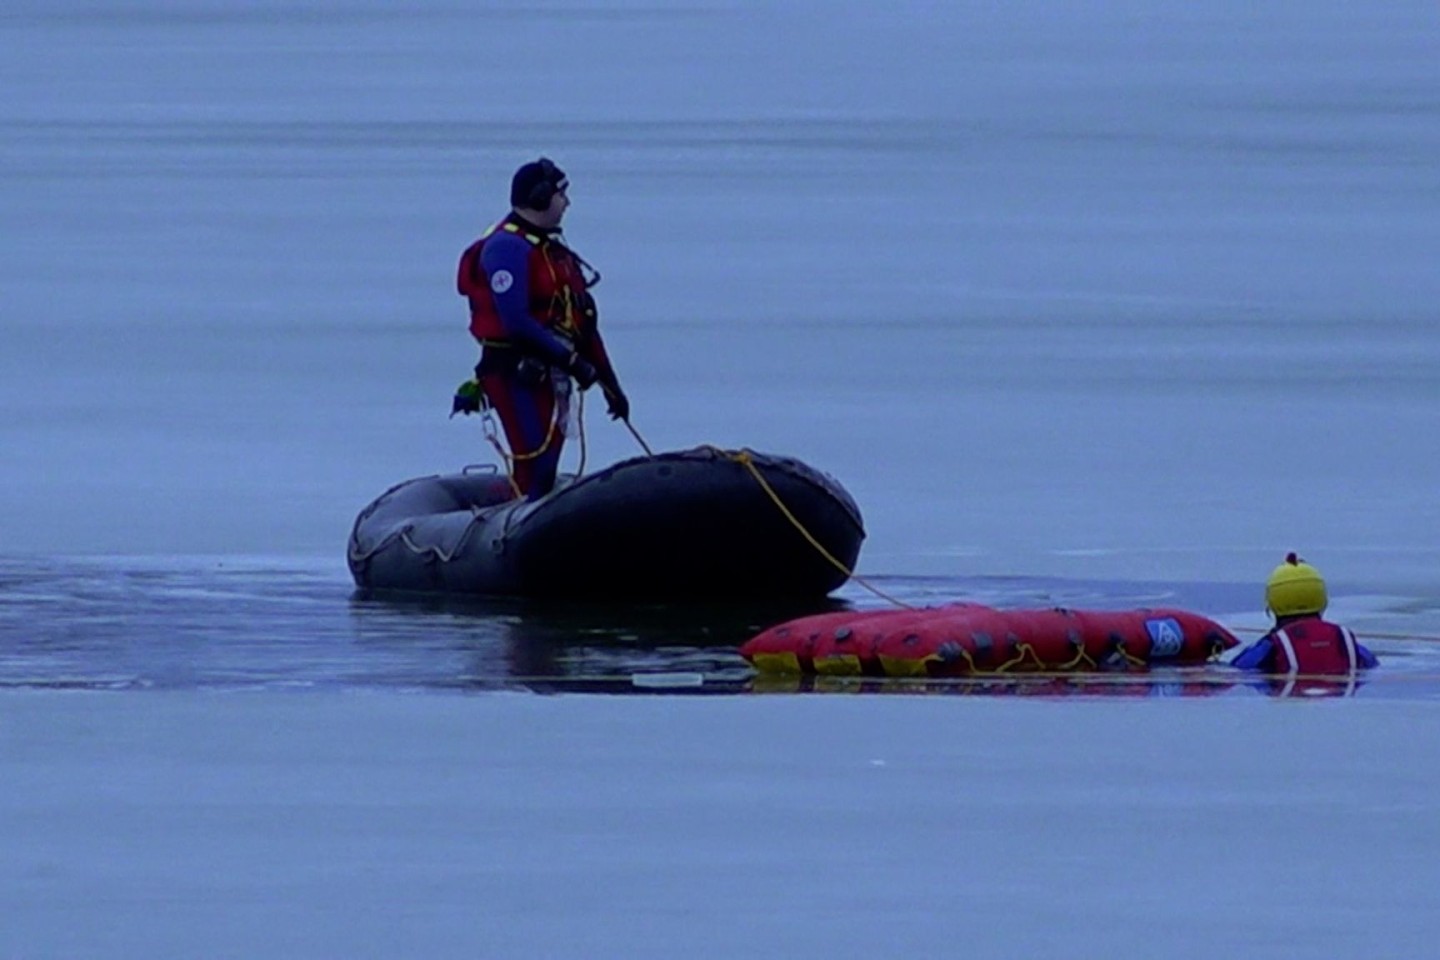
1231;638;1275;671
1356;643;1380;669
479;232;572;367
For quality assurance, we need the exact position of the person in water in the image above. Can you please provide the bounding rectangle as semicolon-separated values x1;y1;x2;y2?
1232;552;1378;678
456;157;629;498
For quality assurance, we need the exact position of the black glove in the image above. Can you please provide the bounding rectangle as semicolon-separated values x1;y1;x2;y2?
567;354;598;390
604;384;630;422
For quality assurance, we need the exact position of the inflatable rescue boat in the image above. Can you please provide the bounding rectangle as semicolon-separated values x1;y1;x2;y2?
348;446;864;600
742;603;1239;676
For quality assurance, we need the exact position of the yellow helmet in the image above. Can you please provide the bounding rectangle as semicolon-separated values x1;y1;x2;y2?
1265;552;1327;617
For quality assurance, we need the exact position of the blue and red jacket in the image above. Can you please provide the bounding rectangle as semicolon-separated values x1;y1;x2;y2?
457;213;613;378
1232;615;1377;676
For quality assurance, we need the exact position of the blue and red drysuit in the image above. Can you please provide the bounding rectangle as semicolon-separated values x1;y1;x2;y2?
1232;614;1377;695
457;214;622;498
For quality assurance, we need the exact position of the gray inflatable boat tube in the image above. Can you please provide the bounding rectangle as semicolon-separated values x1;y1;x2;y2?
347;446;865;600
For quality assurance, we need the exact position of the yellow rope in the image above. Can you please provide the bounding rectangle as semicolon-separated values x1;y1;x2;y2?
988;646;1028;673
480;412;524;499
706;445;915;610
916;637;1086;677
1053;641;1099;672
479;379;574;499
994;642;1052;673
1109;642;1150;668
943;644;981;674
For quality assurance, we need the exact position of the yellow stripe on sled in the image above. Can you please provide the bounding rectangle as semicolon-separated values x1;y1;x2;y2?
876;655;932;678
749;652;802;675
813;654;864;677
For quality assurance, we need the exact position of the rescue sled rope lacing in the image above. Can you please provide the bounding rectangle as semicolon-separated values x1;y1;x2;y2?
698;445;915;610
941;640;1099;675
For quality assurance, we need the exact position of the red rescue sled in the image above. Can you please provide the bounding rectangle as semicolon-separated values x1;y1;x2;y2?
741;604;1239;677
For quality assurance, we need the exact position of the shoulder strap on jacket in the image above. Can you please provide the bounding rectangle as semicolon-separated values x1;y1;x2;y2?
1274;628;1299;677
1340;626;1359;675
502;221;544;246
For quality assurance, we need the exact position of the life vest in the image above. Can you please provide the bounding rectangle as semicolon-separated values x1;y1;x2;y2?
457;217;596;346
1270;617;1360;677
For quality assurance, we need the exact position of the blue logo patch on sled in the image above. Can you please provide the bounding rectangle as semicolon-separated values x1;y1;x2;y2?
1145;617;1185;658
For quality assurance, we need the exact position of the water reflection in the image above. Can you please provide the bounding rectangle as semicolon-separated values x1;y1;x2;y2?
347;588;846;692
747;671;1377;699
1243;675;1369;699
348;591;1386;699
4;556;1435;699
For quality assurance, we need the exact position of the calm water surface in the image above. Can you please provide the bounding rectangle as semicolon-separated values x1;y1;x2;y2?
4;555;1438;700
3;3;1437;702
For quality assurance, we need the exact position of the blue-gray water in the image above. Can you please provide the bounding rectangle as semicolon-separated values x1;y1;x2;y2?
3;1;1439;694
4;555;1439;699
8;10;1440;960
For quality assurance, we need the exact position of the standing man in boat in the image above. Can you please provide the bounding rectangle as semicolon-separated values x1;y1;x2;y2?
456;157;630;499
1232;553;1378;685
